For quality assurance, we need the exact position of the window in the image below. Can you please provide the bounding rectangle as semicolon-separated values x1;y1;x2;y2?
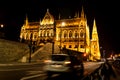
44;31;46;36
59;32;61;38
69;39;72;42
51;33;53;37
64;31;67;38
80;32;84;38
81;25;83;27
30;33;33;39
40;32;42;37
63;45;66;48
69;45;72;48
75;31;78;38
74;45;78;48
80;45;84;48
34;35;37;39
80;39;84;42
26;34;28;39
47;31;49;36
69;31;72;38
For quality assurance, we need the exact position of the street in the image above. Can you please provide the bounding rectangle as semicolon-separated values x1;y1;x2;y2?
23;62;103;80
0;61;103;80
0;63;43;80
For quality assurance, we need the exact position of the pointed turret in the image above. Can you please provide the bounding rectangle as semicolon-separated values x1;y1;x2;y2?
58;13;61;20
25;14;29;26
81;6;85;19
90;18;101;61
74;11;77;18
74;11;80;18
39;19;42;25
92;19;98;39
78;11;79;18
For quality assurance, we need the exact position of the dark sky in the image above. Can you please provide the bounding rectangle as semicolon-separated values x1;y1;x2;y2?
0;0;120;53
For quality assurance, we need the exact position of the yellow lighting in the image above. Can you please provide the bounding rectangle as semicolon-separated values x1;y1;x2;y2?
62;22;65;26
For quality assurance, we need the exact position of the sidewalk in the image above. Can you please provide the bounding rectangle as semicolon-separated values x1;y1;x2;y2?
111;66;120;80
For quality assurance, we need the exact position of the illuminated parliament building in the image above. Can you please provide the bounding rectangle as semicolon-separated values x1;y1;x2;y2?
20;7;101;61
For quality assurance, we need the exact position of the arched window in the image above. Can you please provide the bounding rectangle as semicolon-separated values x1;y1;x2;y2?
40;31;42;37
80;30;84;38
34;34;37;39
26;33;28;39
75;31;78;38
64;31;67;38
69;31;72;38
50;30;53;36
80;32;84;38
44;31;46;36
81;25;83;27
30;33;33;39
47;31;49;36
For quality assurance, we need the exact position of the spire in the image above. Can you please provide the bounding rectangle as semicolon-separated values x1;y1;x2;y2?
81;6;85;18
40;18;41;25
78;11;79;18
74;11;77;18
90;18;101;61
58;13;61;20
74;11;80;18
25;14;28;26
85;15;87;21
47;8;49;12
92;18;97;35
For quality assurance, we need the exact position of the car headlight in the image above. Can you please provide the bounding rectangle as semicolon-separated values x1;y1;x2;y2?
64;61;71;64
44;60;52;63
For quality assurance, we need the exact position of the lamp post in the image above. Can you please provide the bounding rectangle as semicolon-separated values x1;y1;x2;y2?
0;24;4;38
77;25;80;52
60;22;65;53
0;24;4;28
28;34;33;63
52;21;56;54
60;27;62;53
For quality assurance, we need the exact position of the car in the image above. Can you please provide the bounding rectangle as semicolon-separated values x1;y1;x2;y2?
114;56;120;61
43;53;84;77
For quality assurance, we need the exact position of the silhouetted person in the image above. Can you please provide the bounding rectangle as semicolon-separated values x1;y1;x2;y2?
101;60;116;80
32;45;35;53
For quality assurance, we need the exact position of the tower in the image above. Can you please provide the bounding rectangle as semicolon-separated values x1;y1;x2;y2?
90;19;101;61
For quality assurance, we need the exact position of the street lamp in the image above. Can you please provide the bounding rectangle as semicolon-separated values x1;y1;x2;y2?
52;21;56;54
0;24;4;38
60;22;65;53
28;34;33;63
1;24;4;28
77;24;80;52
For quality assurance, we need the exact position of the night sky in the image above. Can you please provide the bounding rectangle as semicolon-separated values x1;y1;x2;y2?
0;0;120;54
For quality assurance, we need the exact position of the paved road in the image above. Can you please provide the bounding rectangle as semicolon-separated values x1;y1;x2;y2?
0;62;103;80
21;62;103;80
111;63;120;80
0;62;44;80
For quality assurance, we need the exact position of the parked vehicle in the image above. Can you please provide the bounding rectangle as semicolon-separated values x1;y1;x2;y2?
44;53;84;77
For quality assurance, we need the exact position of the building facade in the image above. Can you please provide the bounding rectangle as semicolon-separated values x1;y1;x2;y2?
20;8;101;61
